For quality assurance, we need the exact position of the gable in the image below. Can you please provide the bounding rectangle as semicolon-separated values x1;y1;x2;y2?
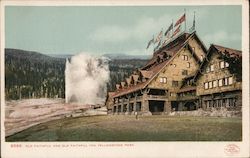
187;33;207;62
147;46;200;90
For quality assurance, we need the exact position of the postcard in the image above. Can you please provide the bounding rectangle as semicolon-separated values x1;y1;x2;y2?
1;0;249;157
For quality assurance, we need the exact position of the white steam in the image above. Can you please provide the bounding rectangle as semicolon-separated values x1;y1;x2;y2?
65;53;110;105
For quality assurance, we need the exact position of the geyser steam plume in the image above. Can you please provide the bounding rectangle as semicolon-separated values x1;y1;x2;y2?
65;53;110;105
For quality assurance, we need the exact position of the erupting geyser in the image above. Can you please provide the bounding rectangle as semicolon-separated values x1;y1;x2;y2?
65;53;110;105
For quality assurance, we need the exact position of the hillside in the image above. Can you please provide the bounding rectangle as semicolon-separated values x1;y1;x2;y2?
5;48;148;100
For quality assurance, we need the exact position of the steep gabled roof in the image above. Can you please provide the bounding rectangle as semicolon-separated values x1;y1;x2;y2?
132;74;139;82
194;44;242;81
112;32;206;98
213;44;242;57
140;70;154;79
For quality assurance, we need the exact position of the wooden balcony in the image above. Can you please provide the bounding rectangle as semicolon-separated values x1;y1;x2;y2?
177;95;198;101
147;95;168;100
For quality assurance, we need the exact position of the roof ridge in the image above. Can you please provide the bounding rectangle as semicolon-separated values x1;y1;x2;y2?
212;44;242;53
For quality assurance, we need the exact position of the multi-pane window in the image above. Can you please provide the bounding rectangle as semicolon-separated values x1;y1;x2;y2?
172;81;179;87
200;55;204;61
159;77;167;83
220;61;229;69
229;76;233;85
209;81;213;89
182;70;188;75
210;64;214;72
204;82;208;89
213;80;217;88
206;67;210;73
206;64;215;73
206;77;233;89
220;61;225;69
224;77;229;86
219;79;223;87
182;55;188;61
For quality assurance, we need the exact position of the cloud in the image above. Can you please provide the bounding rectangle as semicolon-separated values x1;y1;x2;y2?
203;30;241;47
89;14;174;44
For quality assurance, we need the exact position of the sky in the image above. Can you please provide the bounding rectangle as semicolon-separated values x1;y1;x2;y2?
5;5;242;56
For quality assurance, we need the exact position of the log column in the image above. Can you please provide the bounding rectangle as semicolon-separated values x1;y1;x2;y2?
164;100;171;114
141;89;151;115
121;98;124;114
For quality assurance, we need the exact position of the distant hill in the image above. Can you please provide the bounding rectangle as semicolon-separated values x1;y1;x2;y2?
6;49;64;62
5;48;149;100
103;53;151;60
5;48;65;100
47;53;151;60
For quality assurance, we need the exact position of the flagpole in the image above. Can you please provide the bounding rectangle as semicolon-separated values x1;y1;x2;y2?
184;8;186;32
194;11;196;31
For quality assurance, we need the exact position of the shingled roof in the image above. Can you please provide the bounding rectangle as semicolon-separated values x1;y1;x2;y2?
213;44;242;57
111;32;199;98
193;44;242;81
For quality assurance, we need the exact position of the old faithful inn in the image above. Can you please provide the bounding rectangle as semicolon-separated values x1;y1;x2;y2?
105;30;242;115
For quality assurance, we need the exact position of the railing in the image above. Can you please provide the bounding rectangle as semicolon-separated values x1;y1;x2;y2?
168;95;177;101
177;95;198;101
147;95;167;100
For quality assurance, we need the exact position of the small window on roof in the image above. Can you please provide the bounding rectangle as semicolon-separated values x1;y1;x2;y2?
200;55;204;61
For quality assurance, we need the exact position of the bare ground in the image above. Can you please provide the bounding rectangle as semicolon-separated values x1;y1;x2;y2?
6;115;242;141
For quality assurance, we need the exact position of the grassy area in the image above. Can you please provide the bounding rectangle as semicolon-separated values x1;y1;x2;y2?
6;115;242;141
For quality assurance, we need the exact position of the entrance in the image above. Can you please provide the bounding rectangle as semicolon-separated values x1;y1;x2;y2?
149;100;164;114
184;102;197;111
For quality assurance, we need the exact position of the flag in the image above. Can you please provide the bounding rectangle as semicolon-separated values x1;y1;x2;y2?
172;25;181;37
162;31;171;45
146;36;154;49
154;41;162;52
189;12;195;32
174;14;186;27
164;23;173;36
154;30;163;44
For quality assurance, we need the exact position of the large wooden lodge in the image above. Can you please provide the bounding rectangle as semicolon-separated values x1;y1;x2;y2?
105;32;242;115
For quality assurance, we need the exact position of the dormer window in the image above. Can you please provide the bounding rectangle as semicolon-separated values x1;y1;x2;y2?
225;62;229;68
220;61;225;69
206;64;214;73
200;55;204;61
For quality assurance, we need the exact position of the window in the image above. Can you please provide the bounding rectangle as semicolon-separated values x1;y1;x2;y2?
206;67;210;73
229;76;233;85
182;55;188;61
170;92;176;97
172;81;179;87
159;77;167;83
213;80;217;88
182;70;188;75
225;62;229;67
210;64;214;72
219;79;223;87
224;77;229;86
187;62;190;68
192;47;195;52
160;78;163;83
204;82;208;89
220;61;225;69
206;64;214;73
209;81;213;89
200;55;204;61
171;64;176;67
